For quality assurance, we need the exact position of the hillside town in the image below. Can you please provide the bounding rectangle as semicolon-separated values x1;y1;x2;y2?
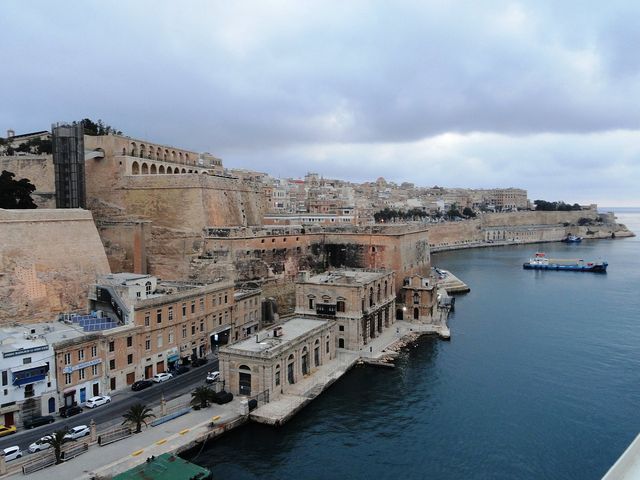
0;124;632;478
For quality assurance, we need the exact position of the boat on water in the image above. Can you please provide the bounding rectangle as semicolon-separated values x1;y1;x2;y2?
561;234;583;243
523;252;607;272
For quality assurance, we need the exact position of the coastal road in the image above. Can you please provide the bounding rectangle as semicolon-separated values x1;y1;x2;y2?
0;357;218;453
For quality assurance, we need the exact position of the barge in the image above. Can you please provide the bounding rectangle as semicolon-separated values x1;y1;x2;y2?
523;252;607;273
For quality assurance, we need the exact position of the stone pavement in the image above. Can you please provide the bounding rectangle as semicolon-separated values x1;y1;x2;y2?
21;393;244;480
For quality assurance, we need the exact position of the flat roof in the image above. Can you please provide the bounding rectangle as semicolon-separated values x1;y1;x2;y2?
0;322;88;353
226;317;329;354
113;453;210;480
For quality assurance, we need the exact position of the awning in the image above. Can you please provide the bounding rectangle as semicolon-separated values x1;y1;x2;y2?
12;362;49;386
11;361;48;374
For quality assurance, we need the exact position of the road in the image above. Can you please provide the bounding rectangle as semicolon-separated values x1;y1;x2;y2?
0;358;218;453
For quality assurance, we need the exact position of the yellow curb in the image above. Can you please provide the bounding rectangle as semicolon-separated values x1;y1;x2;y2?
131;449;144;456
179;429;190;435
211;416;221;422
155;439;167;445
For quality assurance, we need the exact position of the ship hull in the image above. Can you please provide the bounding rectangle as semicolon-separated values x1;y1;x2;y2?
523;263;607;273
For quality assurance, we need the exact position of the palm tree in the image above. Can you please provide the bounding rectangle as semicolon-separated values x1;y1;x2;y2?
121;403;155;433
44;429;73;464
191;386;214;409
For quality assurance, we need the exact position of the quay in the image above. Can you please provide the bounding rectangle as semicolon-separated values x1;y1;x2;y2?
602;432;640;480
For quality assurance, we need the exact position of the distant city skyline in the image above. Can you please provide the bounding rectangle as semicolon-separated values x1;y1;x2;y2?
2;1;639;206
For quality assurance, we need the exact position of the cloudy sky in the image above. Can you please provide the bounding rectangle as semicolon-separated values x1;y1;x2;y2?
2;1;640;206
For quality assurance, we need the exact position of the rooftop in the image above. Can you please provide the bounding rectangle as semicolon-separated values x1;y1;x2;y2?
302;269;390;286
224;317;329;355
113;453;210;480
0;322;89;354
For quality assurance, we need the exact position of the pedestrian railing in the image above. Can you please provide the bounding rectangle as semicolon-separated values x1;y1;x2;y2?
98;425;132;446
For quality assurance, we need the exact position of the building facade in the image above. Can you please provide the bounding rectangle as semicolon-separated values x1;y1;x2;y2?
398;274;437;322
219;317;335;401
294;269;396;351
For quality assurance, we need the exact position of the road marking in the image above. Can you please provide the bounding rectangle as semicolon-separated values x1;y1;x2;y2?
156;439;167;445
211;416;221;422
179;429;189;435
132;449;144;456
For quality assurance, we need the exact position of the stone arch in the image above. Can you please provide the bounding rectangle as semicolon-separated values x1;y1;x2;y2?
122;147;127;155
238;365;251;396
166;166;173;174
141;162;149;174
156;147;162;159
179;152;183;162
139;144;146;158
164;149;168;161
185;153;190;163
130;142;137;156
172;150;177;161
181;168;186;174
131;161;140;175
150;164;157;174
159;165;165;174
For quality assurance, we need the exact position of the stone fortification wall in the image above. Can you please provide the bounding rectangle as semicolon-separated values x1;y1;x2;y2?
425;220;483;248
0;155;56;208
481;209;598;227
0;209;111;325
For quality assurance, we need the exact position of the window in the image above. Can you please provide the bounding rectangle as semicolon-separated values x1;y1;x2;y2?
144;312;150;327
157;334;163;348
224;294;228;303
339;325;345;331
145;281;152;295
218;295;222;306
199;297;205;312
109;359;116;370
182;325;187;339
64;352;71;365
326;340;330;353
127;354;133;365
218;314;222;326
91;364;98;376
309;298;315;309
168;332;174;344
78;349;84;361
78;368;85;380
413;292;420;305
23;357;31;364
145;339;151;350
91;345;97;357
127;336;133;347
191;302;195;314
156;309;162;323
337;300;345;312
275;366;281;386
200;320;204;332
339;338;345;348
182;303;187;317
191;324;196;335
109;341;115;352
65;373;72;385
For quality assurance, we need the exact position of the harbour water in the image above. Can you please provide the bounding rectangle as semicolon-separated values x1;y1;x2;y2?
189;209;640;480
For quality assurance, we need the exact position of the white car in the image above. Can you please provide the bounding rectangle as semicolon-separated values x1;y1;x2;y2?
206;371;220;383
84;395;111;408
152;372;173;383
2;446;22;462
64;425;90;440
28;435;53;453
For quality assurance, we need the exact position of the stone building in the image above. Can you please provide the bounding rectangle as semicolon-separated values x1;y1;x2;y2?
294;269;396;351
218;317;335;400
232;288;262;343
398;274;437;322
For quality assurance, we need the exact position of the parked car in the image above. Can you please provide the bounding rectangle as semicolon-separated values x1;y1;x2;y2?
28;436;53;453
2;446;22;462
131;380;153;391
64;425;90;440
0;425;16;437
84;395;111;409
23;415;55;429
206;371;220;383
152;372;173;383
192;357;208;367
60;405;83;418
172;365;190;375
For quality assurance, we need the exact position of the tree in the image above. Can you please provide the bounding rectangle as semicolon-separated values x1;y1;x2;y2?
79;118;122;136
0;170;37;209
446;204;462;219
462;207;476;218
44;428;74;464
191;386;214;409
121;403;155;433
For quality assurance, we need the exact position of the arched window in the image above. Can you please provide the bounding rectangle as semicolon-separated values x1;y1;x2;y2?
369;287;374;307
131;142;137;156
413;292;419;304
141;163;149;174
122;147;126;155
275;364;281;387
414;308;419;320
238;365;251;395
145;281;152;295
159;165;165;174
377;284;381;302
384;280;388;297
167;166;173;174
172;151;176;161
139;144;146;158
150;164;157;174
337;300;346;312
181;168;186;174
131;161;140;175
287;354;295;384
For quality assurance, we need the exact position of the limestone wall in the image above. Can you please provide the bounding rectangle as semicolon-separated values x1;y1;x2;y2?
0;155;56;208
0;209;111;324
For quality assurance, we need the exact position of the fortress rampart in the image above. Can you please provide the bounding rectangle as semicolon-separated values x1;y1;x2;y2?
0;209;111;324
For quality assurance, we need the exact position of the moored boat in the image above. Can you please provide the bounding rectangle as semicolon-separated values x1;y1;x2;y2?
523;252;607;272
561;234;583;243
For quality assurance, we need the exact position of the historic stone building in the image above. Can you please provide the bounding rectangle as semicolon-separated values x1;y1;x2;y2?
294;269;396;351
218;317;335;400
398;274;437;322
232;288;262;343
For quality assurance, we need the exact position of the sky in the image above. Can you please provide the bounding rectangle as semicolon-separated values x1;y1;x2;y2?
1;1;640;207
